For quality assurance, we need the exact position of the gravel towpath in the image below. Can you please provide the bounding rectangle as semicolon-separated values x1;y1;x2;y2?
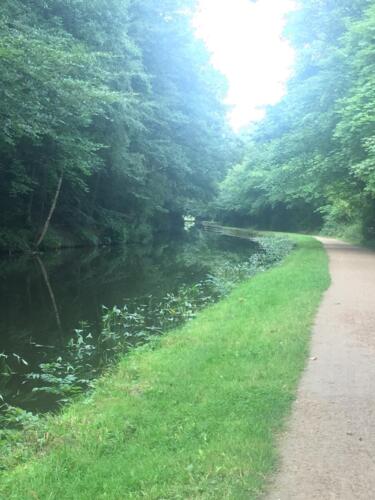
266;237;375;500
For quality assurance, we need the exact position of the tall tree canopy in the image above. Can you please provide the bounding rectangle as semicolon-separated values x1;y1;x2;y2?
217;0;375;239
0;0;235;252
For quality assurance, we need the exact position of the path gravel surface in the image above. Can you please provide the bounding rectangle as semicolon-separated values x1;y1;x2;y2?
266;237;375;500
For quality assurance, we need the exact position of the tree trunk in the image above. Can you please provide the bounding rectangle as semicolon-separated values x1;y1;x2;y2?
35;171;63;249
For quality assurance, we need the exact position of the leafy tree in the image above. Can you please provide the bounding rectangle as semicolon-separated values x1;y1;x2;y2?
0;0;235;252
217;0;375;238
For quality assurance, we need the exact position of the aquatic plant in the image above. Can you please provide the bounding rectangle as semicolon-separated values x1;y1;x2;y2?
0;236;294;421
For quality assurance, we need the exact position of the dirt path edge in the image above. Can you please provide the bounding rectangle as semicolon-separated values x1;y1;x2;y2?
265;237;375;500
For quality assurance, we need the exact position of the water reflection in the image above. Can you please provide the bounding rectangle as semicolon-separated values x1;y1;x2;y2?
0;229;259;368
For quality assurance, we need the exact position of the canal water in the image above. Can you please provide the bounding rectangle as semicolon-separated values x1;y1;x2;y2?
0;227;261;413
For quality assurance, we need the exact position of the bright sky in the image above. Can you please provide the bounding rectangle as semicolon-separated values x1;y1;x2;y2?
194;0;296;130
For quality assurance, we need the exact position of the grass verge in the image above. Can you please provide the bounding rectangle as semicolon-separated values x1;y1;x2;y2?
0;235;329;499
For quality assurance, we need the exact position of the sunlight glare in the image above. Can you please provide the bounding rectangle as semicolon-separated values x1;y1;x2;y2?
194;0;296;130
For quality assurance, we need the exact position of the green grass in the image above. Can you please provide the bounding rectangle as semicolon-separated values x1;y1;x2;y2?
0;235;329;499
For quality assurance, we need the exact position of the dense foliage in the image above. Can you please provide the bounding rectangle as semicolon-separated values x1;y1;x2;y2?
217;0;375;240
0;0;235;252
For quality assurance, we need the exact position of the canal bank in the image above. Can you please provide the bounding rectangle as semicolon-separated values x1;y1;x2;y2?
0;235;329;498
